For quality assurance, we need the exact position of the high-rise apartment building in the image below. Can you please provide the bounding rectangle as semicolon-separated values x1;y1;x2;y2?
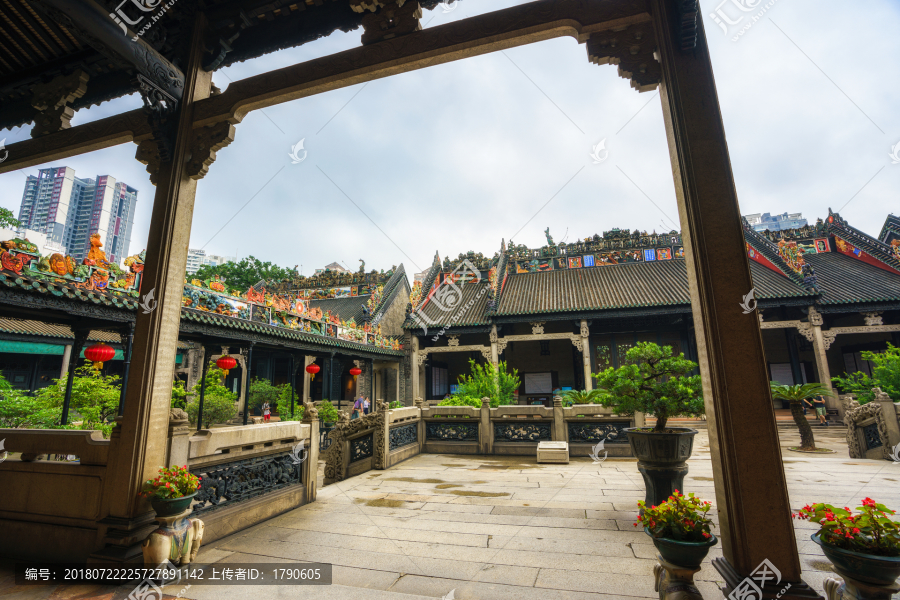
18;166;138;265
185;249;237;275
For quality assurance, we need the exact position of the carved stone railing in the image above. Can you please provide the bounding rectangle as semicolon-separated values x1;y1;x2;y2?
321;406;386;484
0;429;110;465
843;388;900;460
165;409;318;545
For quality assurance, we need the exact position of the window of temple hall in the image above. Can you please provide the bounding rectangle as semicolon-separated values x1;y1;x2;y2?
539;341;550;356
431;366;448;397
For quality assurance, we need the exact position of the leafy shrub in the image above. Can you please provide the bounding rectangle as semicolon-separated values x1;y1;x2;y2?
593;342;703;432
832;343;900;404
455;359;520;407
170;380;188;409
388;400;404;409
318;400;339;423
561;389;604;407
437;395;482;408
185;367;237;428
0;371;60;429
35;364;121;437
276;384;303;421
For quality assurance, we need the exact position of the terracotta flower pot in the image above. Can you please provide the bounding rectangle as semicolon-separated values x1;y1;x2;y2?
646;528;718;569
812;534;900;587
626;427;698;508
150;492;197;517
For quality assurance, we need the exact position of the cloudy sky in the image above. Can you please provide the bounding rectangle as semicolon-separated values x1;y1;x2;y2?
1;0;898;280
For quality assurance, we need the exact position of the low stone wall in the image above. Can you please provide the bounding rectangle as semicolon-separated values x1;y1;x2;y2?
167;409;318;546
0;429;111;562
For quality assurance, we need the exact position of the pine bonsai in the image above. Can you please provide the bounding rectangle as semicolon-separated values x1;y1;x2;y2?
592;342;704;432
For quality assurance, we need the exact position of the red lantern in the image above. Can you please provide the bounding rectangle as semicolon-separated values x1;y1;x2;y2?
306;363;320;380
216;355;237;377
349;367;362;380
84;342;116;370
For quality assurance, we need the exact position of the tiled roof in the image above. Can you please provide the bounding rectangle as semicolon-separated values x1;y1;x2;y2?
880;214;900;243
491;260;811;316
0;318;193;348
180;309;403;356
804;253;900;305
413;281;492;326
308;295;371;324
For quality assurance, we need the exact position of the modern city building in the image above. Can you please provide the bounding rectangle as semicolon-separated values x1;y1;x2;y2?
744;211;807;232
17;166;138;265
185;248;237;274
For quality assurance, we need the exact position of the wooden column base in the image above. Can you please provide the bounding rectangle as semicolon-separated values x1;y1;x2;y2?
824;574;900;600
713;557;824;599
654;557;704;599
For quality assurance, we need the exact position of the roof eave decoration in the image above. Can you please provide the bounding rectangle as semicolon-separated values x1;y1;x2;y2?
405;251;441;325
485;238;508;315
741;218;820;292
878;214;900;244
827;209;900;275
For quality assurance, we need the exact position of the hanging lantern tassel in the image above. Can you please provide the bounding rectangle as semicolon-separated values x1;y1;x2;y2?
216;355;237;377
349;366;362;380
84;342;116;371
306;363;320;381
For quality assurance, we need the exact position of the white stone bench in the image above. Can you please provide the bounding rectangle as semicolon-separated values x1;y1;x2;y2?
536;441;569;464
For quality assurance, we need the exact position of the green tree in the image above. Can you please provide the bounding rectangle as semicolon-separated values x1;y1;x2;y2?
592;342;704;432
770;382;831;451
35;364;121;437
0;371;60;429
193;255;295;292
276;384;303;421
171;380;188;409
455;359;520;408
248;377;280;415
185;367;237;428
0;207;20;230
832;343;900;404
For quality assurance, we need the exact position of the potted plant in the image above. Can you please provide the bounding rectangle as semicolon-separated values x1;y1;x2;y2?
140;465;201;517
794;498;900;588
636;490;717;568
593;342;704;507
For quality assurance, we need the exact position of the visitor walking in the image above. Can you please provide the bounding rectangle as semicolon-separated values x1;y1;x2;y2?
262;401;271;422
363;397;370;415
352;396;363;419
812;394;828;426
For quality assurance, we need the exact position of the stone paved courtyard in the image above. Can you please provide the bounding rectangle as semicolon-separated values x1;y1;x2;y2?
3;426;897;600
165;426;900;600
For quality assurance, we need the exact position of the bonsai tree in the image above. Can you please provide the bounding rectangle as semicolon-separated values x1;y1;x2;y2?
832;343;899;404
770;382;831;451
455;359;520;407
593;342;703;432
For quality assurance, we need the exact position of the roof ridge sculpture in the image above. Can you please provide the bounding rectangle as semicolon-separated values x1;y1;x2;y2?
741;218;820;292
827;209;900;270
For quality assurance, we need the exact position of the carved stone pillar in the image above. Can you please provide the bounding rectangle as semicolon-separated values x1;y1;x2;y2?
301;403;319;503
303;356;314;402
807;307;837;410
92;15;213;565
166;408;191;468
580;320;592;391
649;1;819;596
490;325;499;366
479;397;492;455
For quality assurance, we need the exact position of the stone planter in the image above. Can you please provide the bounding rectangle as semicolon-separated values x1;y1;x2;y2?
625;427;697;508
646;528;718;569
812;534;900;588
150;492;197;517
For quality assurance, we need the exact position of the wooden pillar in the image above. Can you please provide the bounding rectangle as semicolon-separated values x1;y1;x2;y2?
60;344;72;379
94;14;212;564
650;2;818;596
117;322;135;417
786;330;804;387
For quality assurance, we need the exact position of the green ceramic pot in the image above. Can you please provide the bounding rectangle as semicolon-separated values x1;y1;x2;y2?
812;534;900;587
645;528;718;569
150;492;197;517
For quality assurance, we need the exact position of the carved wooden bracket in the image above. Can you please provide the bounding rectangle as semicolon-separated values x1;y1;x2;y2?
30;70;90;138
135;139;162;185
186;121;237;180
587;24;660;93
352;0;422;45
